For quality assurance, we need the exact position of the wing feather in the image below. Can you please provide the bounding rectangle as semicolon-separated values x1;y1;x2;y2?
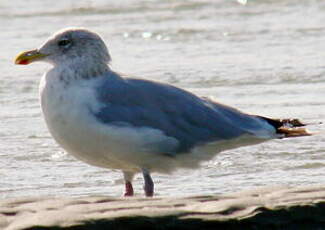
92;72;276;153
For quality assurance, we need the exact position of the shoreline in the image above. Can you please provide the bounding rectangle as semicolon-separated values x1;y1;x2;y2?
1;185;325;229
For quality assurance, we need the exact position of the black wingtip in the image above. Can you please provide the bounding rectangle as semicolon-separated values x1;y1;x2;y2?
257;116;312;138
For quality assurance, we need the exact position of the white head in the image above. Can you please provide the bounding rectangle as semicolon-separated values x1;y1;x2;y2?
15;28;111;78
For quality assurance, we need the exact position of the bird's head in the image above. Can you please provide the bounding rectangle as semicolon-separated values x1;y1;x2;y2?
15;28;112;74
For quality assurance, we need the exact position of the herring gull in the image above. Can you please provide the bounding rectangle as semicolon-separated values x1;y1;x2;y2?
15;28;310;197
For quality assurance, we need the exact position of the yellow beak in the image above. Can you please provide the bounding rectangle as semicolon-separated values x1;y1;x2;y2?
15;49;49;65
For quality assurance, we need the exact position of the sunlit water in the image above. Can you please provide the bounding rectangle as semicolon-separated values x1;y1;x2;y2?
1;0;325;198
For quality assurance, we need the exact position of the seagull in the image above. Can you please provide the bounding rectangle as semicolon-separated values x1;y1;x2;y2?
15;28;310;197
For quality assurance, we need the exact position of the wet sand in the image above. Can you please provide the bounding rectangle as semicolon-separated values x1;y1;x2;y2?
1;185;325;229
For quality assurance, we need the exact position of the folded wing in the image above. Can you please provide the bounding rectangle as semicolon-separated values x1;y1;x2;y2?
92;72;277;154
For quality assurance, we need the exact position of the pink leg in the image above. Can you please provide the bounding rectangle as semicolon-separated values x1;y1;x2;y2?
124;181;134;197
142;169;154;197
123;171;135;197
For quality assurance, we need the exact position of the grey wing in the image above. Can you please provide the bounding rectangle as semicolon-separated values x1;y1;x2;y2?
93;72;276;153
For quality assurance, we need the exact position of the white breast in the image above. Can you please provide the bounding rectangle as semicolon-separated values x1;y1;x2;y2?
40;68;274;175
39;69;179;173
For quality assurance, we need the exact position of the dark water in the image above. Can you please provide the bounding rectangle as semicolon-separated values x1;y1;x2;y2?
1;0;324;198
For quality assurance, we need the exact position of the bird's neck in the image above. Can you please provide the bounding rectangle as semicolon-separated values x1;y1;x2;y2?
52;61;111;83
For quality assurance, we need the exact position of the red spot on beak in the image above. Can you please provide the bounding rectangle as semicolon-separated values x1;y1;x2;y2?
17;59;29;65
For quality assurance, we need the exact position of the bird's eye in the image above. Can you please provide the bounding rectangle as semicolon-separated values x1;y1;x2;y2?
58;39;71;47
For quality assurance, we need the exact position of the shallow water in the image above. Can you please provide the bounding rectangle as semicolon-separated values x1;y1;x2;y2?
1;0;325;198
